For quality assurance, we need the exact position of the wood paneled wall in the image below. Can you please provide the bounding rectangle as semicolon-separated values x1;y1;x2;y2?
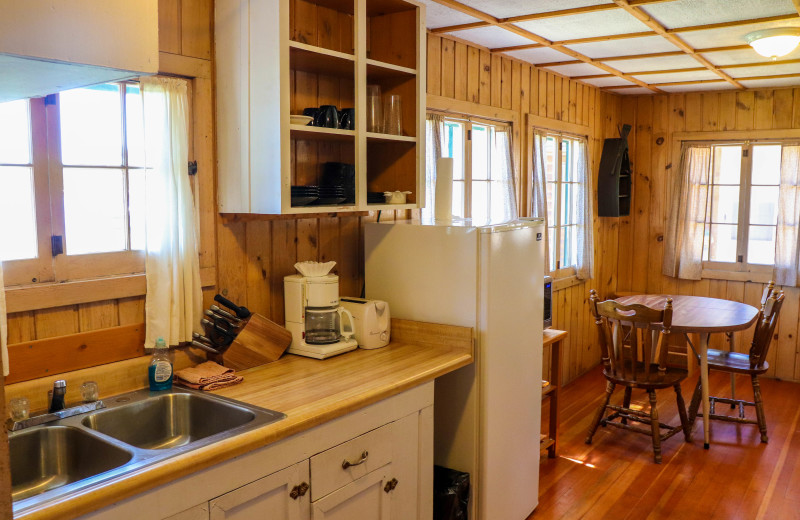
616;87;800;383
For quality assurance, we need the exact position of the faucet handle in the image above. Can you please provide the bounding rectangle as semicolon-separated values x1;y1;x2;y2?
53;380;66;390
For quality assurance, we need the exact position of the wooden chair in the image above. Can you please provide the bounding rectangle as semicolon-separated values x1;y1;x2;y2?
688;289;784;443
585;290;691;463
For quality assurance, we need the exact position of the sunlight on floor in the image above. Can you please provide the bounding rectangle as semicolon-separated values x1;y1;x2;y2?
563;456;596;469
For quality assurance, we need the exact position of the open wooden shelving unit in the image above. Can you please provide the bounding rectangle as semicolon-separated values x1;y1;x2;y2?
215;0;426;215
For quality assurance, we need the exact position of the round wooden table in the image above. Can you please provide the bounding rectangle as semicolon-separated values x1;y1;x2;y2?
616;294;759;448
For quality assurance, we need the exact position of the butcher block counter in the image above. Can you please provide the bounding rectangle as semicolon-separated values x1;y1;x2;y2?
13;319;473;520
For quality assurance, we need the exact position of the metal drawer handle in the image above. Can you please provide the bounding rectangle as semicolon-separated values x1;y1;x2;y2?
342;450;369;469
289;482;309;500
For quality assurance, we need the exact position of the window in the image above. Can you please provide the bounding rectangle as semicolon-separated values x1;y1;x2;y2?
701;142;781;275
542;134;583;274
438;116;515;223
0;83;146;286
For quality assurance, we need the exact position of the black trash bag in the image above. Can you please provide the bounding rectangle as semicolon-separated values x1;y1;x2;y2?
433;465;470;520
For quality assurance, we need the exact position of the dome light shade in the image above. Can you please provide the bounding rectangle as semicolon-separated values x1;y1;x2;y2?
745;28;800;59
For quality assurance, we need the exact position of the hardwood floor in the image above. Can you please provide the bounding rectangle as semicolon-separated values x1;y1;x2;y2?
532;366;800;520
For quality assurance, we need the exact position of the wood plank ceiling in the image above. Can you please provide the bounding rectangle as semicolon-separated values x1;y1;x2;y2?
421;0;800;94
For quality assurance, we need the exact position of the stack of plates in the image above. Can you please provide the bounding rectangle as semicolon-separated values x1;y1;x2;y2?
367;192;385;204
317;185;347;205
291;186;318;206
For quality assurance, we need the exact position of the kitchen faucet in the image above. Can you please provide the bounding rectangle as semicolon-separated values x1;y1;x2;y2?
48;380;67;413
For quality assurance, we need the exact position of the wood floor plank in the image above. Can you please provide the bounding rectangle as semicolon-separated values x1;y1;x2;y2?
532;367;800;520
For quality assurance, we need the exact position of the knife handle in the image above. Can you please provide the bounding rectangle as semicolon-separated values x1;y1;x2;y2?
214;294;251;319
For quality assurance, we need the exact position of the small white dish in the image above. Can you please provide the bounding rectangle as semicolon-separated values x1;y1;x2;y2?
290;115;314;126
383;191;412;204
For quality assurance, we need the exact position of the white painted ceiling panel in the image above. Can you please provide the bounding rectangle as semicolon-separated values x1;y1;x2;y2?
679;18;800;49
444;0;612;20
702;48;800;66
725;64;800;79
503;46;574;64
633;70;721;84
640;0;796;29
658;82;738;92
580;76;636;87
565;36;681;59
513;10;652;42
446;26;532;49
418;0;481;29
612;54;703;73
739;77;800;89
543;62;608;77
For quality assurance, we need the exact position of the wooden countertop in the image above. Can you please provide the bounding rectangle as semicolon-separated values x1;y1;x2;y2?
17;319;473;520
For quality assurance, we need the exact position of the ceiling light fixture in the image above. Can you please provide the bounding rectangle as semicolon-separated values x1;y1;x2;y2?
745;28;800;59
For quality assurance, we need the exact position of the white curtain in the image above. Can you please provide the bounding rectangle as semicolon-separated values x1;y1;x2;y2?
775;145;800;286
141;76;203;348
0;262;8;376
662;144;711;280
422;113;444;223
490;126;518;224
574;138;594;280
530;130;548;224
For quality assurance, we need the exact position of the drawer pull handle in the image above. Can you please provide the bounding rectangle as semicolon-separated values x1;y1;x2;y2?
342;450;369;469
384;478;398;493
289;482;309;500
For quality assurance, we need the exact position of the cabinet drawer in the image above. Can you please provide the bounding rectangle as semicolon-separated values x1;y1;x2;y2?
310;422;393;500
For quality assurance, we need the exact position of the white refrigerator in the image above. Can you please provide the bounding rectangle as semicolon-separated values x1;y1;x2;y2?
365;218;544;520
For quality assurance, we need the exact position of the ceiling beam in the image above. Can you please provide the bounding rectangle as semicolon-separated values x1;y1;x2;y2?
610;0;744;89
430;0;679;34
571;58;800;80
525;45;753;67
603;72;800;90
795;0;800;16
427;0;662;92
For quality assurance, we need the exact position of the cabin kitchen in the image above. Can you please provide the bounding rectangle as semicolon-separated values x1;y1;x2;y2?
1;1;800;519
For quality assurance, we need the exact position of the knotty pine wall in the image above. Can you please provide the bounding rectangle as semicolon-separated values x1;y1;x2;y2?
617;88;800;383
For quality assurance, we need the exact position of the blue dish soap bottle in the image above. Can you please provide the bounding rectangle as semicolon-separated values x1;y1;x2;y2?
149;337;173;391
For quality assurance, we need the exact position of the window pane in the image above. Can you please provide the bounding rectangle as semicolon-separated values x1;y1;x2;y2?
708;223;738;263
63;168;126;254
562;225;575;268
561;183;575;225
710;185;738;224
452;180;465;218
472;125;489;180
561;140;571;182
472;181;489;224
751;145;781;185
129;169;146;250
750;186;778;225
547;227;556;272
0;100;31;164
60;84;123;166
544;137;557;182
712;145;741;184
443;122;464;181
748;226;776;265
546;182;556;225
0;166;37;260
126;84;145;167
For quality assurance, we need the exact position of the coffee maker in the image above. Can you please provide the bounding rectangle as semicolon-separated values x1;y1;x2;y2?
284;262;358;359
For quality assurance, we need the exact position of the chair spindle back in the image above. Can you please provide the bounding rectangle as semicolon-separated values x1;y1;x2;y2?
749;291;784;370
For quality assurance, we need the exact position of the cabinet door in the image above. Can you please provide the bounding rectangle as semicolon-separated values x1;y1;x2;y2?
210;460;310;520
164;504;209;520
311;464;395;520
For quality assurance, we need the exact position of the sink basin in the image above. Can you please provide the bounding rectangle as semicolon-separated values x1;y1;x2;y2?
9;426;133;501
81;392;257;449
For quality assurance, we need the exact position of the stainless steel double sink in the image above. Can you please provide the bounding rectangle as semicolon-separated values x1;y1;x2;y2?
9;387;285;515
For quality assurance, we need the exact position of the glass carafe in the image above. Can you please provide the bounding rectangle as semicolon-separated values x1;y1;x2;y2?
305;306;355;344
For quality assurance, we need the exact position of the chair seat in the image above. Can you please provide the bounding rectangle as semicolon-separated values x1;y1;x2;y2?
603;363;688;389
707;349;769;374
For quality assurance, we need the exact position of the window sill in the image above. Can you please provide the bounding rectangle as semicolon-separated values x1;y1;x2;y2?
701;268;774;284
552;274;583;292
5;267;216;314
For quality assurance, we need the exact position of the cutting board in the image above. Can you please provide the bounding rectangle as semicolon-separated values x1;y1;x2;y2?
221;314;292;370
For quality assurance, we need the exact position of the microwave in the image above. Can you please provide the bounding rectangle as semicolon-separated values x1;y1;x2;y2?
543;276;552;329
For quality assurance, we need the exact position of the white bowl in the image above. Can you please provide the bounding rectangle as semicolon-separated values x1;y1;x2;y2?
290;115;314;126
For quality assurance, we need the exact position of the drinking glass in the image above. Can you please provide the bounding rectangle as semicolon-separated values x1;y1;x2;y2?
366;85;382;133
383;95;403;135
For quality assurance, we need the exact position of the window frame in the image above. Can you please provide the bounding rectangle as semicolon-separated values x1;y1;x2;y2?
687;138;789;282
1;81;147;287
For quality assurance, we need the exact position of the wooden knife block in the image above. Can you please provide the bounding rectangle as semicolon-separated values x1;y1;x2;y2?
219;314;292;371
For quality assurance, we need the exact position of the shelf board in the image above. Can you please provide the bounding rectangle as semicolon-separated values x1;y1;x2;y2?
366;132;416;143
542;383;555;398
289;41;355;78
311;0;355;15
366;59;416;79
366;202;417;211
290;125;355;141
367;0;417;16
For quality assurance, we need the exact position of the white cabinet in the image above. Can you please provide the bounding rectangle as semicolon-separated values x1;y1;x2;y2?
79;383;433;520
210;461;310;520
0;0;159;102
215;0;426;215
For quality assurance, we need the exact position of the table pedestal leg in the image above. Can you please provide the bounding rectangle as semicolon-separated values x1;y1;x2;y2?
700;332;711;449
